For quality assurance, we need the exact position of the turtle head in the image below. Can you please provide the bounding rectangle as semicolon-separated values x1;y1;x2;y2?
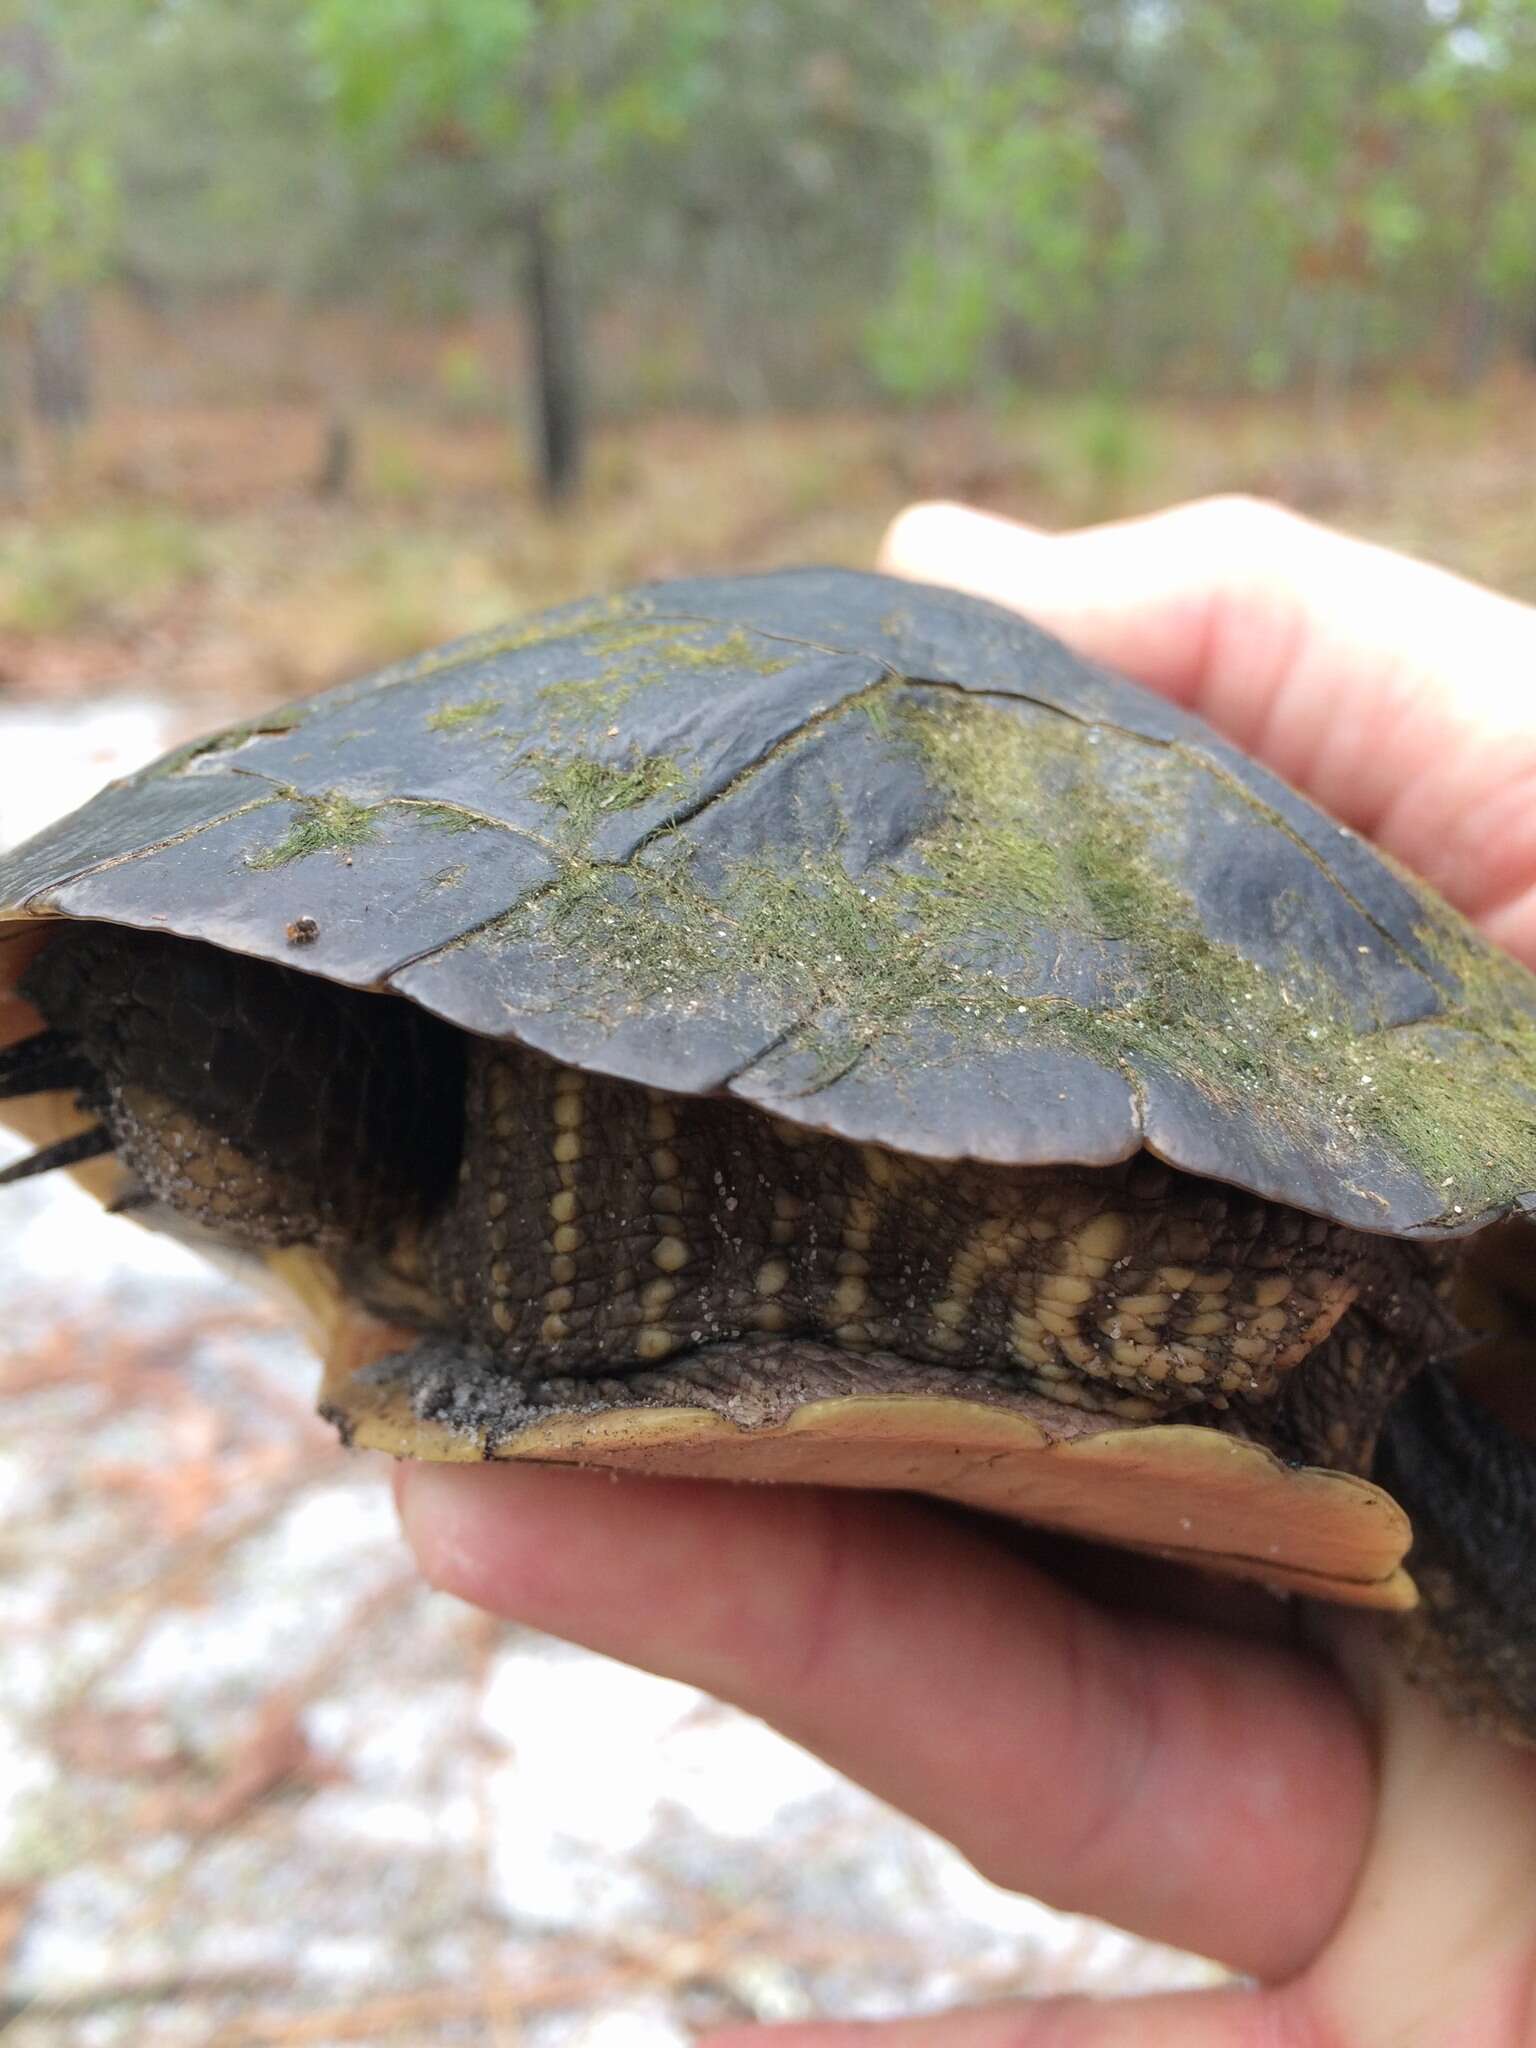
11;923;465;1266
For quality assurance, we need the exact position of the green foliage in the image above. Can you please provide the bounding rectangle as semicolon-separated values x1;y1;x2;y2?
305;0;537;151
869;10;1131;400
1037;390;1155;507
434;341;497;416
0;137;115;296
868;0;1536;398
363;433;432;505
304;0;730;185
0;9;119;305
11;0;1536;410
54;0;352;299
0;510;203;631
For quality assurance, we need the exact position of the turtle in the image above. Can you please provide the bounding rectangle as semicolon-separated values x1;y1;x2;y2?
2;566;1534;1740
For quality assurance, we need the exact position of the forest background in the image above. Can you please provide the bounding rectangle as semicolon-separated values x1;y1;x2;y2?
3;0;1536;709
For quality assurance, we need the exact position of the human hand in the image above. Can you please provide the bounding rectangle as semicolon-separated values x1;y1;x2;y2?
396;498;1536;2045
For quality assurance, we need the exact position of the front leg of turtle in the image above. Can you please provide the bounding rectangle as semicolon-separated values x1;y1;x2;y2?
12;922;466;1272
1227;1273;1536;1747
1373;1366;1536;1740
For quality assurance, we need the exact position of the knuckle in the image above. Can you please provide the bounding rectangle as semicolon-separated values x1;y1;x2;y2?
879;498;973;561
1179;492;1308;555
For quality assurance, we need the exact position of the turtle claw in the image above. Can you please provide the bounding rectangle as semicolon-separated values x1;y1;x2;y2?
0;1125;115;1186
0;1029;92;1102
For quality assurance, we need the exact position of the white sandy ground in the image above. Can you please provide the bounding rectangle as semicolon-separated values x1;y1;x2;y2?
0;703;1215;2044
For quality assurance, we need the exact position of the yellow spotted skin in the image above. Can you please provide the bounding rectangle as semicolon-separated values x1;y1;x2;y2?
424;1040;1407;1414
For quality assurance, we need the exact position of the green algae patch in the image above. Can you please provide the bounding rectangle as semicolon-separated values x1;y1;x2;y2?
484;682;1536;1224
889;694;1297;1095
529;833;1006;1051
534;621;795;738
737;863;953;1029
588;618;796;678
371;597;628;695
540;858;720;993
890;692;1190;947
529;751;683;830
1370;902;1536;1211
246;792;499;867
535;672;640;733
411;803;484;834
891;689;1536;1216
427;695;501;733
248;793;380;868
1342;1018;1536;1222
155;707;309;779
512;689;1262;1073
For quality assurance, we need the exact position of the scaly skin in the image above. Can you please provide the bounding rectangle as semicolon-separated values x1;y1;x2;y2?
423;1036;1381;1414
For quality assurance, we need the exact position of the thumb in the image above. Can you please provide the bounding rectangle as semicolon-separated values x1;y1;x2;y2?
878;498;1536;967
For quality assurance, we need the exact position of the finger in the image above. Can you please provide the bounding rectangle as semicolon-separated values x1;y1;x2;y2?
397;1461;1370;1978
1304;1618;1536;2048
705;1665;1536;2048
705;1985;1290;2048
879;499;1536;966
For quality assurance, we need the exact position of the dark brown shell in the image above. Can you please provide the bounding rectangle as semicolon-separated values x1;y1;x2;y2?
2;568;1534;1237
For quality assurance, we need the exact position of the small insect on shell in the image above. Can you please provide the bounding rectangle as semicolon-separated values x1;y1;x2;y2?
286;916;321;947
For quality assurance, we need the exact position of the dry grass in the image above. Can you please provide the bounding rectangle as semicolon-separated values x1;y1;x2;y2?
3;351;1535;718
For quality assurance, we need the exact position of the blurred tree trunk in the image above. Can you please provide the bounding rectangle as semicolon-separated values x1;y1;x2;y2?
1452;286;1497;390
0;317;22;502
28;287;92;436
314;412;354;497
3;17;95;452
1450;122;1507;392
1;16;52;487
524;198;582;505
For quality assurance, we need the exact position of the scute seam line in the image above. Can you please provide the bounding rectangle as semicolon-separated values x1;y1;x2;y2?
5;793;285;911
384;673;903;984
218;764;569;859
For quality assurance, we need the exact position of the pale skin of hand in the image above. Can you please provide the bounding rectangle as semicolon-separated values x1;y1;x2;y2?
396;499;1536;2047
